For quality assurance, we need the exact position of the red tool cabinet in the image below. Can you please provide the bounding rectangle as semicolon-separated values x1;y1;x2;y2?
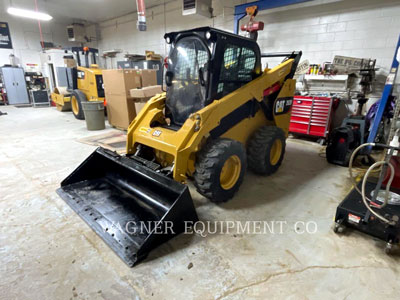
289;96;334;138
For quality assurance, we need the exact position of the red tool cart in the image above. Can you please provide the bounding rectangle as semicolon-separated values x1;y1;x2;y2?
289;96;335;140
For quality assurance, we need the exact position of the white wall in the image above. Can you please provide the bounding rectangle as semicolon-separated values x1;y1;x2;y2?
0;11;75;70
96;0;240;68
256;0;400;72
95;0;400;76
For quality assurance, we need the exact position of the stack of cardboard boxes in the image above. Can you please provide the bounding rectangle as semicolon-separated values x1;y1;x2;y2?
103;69;162;130
130;85;163;115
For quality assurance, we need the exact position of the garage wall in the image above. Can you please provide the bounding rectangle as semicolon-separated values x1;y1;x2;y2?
256;0;400;71
0;12;74;69
95;0;237;68
95;0;400;75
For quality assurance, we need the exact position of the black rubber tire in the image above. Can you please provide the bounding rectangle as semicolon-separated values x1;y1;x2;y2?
71;90;86;120
247;126;286;175
194;138;246;203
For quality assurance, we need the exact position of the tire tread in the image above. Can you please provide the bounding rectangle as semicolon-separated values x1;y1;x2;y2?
194;138;246;203
247;126;286;175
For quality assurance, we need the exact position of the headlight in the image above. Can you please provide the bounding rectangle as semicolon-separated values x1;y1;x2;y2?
165;36;171;44
205;31;211;40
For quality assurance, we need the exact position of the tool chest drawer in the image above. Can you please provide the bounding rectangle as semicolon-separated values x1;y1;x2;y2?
289;96;334;138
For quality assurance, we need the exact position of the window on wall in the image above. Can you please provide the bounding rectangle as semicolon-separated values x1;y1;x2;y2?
217;44;256;96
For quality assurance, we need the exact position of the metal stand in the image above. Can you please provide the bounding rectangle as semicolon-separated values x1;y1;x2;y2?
366;35;400;148
30;90;50;107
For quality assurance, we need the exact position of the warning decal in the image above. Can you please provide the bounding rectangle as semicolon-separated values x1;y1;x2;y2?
348;213;361;224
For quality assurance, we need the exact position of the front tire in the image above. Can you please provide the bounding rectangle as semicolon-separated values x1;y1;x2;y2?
247;126;286;175
71;90;86;120
194;138;246;203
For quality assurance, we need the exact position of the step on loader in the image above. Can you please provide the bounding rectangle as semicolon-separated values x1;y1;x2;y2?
57;27;301;266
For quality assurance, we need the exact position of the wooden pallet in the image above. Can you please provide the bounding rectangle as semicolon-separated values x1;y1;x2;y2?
78;131;127;154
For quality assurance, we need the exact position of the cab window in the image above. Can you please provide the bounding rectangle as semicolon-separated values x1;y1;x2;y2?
217;44;256;97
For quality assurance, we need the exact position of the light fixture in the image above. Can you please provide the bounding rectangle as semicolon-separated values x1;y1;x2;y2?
7;7;53;21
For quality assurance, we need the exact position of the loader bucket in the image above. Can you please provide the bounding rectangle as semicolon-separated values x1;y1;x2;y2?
57;147;198;267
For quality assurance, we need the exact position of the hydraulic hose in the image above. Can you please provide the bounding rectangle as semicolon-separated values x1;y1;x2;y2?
348;143;375;200
348;142;395;225
362;161;394;224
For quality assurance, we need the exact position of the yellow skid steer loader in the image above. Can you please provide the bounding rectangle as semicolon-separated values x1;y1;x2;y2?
57;27;301;266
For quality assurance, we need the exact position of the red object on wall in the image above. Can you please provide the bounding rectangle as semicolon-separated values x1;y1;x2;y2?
289;96;334;138
241;21;264;33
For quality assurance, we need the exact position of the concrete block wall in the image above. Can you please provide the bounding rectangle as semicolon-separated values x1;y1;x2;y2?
256;0;400;73
96;0;400;77
96;0;240;67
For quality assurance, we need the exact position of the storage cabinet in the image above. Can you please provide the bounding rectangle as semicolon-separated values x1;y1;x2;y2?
0;67;29;105
289;96;334;138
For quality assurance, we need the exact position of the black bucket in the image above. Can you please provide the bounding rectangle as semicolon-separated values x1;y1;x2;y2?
57;147;198;266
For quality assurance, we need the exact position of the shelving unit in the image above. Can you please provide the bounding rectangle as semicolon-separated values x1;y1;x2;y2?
302;74;349;93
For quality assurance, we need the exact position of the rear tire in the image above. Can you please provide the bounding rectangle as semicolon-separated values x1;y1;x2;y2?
247;126;286;175
194;138;246;203
71;90;86;120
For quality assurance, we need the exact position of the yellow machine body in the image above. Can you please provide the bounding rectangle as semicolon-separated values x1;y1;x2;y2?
126;59;296;183
76;65;104;102
51;87;71;111
51;65;104;111
57;27;302;266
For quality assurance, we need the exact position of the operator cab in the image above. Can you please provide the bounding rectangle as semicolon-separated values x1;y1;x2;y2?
164;27;262;127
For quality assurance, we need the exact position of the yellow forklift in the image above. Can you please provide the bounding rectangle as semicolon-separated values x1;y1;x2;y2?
51;47;105;119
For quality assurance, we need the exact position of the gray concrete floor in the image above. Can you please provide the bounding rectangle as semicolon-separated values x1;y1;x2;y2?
1;105;400;300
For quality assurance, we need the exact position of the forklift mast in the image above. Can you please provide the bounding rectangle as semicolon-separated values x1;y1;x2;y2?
71;47;99;67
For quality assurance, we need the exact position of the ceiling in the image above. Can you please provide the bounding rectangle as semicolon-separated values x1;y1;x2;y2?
1;0;164;23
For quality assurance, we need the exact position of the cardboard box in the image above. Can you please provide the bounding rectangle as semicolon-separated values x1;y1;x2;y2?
129;85;162;98
134;102;146;115
106;93;137;130
140;69;157;87
64;58;77;68
102;69;141;96
145;50;162;61
130;85;163;115
104;70;159;129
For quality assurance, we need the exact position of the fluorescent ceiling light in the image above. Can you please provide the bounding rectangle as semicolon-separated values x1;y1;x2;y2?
7;7;53;21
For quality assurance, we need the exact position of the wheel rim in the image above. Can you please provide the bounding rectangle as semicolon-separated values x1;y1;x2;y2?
270;139;282;166
220;155;241;190
71;96;79;115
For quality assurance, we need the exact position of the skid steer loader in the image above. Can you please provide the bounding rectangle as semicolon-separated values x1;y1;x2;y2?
57;27;301;266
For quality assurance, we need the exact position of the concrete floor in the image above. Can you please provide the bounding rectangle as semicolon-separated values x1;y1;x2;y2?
1;105;400;300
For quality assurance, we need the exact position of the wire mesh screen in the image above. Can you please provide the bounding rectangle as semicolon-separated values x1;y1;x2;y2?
220;45;241;81
239;48;256;81
218;44;256;97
